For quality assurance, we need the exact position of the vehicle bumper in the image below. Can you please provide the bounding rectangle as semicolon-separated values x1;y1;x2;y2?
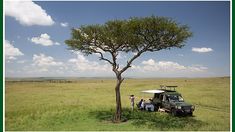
175;109;193;115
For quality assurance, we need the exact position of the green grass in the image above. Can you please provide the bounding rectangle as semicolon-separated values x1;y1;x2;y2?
5;77;230;131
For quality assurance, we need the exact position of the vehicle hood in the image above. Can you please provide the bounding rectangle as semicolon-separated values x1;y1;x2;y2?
171;101;192;107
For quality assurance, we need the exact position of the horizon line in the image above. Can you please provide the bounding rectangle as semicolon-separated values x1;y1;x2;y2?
5;76;230;79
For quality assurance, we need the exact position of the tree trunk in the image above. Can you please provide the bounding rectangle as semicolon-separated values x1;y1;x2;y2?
113;75;123;122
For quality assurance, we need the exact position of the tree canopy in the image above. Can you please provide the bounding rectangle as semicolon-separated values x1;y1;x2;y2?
65;16;192;54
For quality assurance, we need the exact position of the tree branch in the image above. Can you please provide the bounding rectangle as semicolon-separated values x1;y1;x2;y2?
120;47;147;74
95;51;114;65
111;52;120;75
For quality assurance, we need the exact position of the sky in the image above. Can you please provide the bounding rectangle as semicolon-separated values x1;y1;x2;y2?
5;1;230;78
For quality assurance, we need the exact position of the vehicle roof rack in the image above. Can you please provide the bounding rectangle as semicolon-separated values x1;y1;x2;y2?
160;85;178;91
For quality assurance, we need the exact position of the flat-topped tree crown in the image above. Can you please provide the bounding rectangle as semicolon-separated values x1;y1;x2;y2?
65;16;192;56
65;16;192;122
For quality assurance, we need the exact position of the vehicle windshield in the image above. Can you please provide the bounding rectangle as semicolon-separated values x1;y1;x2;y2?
168;95;184;102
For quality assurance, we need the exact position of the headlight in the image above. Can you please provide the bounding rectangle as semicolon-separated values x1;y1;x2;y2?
176;106;181;109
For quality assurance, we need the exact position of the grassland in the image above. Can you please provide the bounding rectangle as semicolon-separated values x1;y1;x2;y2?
5;77;230;131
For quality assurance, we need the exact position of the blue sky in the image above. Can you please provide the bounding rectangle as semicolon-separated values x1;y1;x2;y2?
5;1;230;78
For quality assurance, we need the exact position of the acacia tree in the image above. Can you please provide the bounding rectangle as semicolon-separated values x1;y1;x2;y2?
65;16;192;122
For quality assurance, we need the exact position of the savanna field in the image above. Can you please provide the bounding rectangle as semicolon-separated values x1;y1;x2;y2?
5;77;230;131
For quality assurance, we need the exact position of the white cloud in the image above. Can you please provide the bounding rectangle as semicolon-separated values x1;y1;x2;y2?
68;52;111;71
33;53;63;67
32;53;63;72
55;42;60;45
20;62;66;76
5;40;24;60
5;0;54;26
192;47;213;53
60;22;68;27
188;66;208;72
31;33;60;46
132;59;207;72
142;59;155;66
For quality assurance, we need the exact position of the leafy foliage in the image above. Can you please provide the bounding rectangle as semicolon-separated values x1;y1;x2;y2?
65;16;192;56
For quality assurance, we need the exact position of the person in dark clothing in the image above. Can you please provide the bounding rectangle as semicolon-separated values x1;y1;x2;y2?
137;99;143;109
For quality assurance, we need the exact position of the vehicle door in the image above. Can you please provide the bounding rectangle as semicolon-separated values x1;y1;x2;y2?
153;93;161;105
162;95;171;110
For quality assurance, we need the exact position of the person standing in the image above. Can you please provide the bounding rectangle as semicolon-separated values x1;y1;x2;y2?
129;95;135;111
141;100;145;110
138;99;143;109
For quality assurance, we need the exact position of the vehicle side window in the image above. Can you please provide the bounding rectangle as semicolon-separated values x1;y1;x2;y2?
154;93;159;98
166;96;169;102
159;94;163;101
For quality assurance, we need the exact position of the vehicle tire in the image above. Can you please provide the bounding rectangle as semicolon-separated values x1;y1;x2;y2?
171;109;177;116
154;104;160;111
189;112;193;116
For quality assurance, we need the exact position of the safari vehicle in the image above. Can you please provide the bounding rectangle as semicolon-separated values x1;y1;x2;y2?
142;85;195;116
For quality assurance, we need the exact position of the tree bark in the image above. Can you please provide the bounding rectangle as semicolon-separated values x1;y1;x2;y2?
113;74;123;122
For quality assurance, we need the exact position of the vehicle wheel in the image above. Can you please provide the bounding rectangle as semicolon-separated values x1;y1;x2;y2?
189;112;193;116
154;104;160;111
171;109;177;116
